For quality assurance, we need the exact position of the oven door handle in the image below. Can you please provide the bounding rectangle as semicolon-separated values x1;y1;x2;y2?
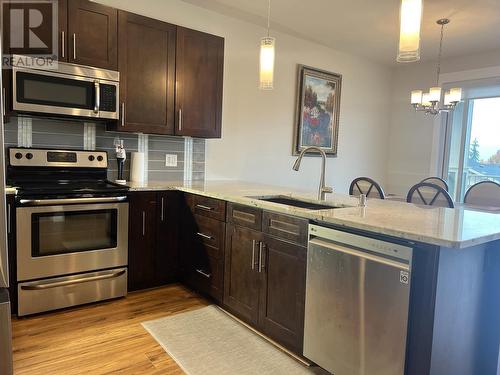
20;269;126;290
19;196;128;206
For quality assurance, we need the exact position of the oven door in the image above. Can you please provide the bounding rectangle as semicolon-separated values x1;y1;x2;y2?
12;67;118;120
16;198;128;281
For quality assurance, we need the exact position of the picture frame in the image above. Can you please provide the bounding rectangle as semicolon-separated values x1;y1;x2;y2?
293;65;342;156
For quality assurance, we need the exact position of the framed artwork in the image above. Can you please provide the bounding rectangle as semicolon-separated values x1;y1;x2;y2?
293;65;342;156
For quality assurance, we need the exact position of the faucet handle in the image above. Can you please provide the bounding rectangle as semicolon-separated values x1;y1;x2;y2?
322;186;333;194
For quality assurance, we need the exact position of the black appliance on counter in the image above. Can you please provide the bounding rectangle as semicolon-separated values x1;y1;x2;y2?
7;148;130;316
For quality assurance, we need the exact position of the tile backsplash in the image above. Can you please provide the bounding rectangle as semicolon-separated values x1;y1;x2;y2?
4;116;206;182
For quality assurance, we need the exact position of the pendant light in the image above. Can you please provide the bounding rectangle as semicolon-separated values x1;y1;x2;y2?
259;0;275;90
397;0;423;62
410;19;462;115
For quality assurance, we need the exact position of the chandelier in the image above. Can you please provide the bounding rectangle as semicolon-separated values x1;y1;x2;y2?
410;19;462;115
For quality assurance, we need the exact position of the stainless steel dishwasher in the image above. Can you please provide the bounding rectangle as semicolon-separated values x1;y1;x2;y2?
303;224;413;375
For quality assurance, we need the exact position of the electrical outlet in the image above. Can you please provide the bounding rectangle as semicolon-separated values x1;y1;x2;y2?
165;154;178;167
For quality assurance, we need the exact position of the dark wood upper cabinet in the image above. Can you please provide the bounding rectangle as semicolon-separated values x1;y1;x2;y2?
258;235;306;354
114;11;176;134
175;27;224;138
58;0;68;62
67;0;117;70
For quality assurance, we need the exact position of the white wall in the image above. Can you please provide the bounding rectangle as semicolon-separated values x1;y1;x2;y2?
96;0;392;194
387;49;500;195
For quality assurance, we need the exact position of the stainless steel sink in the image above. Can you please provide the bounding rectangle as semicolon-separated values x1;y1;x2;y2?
247;195;343;210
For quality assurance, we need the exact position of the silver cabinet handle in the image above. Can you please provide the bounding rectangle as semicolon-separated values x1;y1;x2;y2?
195;204;213;211
7;203;11;234
21;269;126;290
196;232;213;240
258;242;265;273
252;240;256;270
195;269;211;278
121;102;125;127
160;197;165;221
72;33;76;60
94;81;100;114
178;108;182;131
61;31;65;58
142;211;146;237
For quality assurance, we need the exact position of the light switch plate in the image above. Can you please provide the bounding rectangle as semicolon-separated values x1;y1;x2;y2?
165;154;178;167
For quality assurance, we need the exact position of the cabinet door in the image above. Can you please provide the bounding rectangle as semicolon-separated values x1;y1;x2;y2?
175;27;224;138
68;0;117;69
223;224;261;325
155;191;179;285
117;11;176;134
128;192;157;291
58;0;68;62
259;235;307;354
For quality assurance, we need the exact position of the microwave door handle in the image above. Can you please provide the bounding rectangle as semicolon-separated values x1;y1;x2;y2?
94;81;100;114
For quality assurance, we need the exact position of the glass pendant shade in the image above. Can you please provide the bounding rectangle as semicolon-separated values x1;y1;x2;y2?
449;87;462;102
428;87;442;102
259;37;275;90
421;93;432;107
411;90;423;104
397;0;423;62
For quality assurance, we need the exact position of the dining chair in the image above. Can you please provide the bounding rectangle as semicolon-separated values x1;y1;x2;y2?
464;181;500;208
406;182;455;208
349;177;386;199
421;177;449;192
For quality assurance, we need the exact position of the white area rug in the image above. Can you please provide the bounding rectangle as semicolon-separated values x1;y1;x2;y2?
142;305;315;375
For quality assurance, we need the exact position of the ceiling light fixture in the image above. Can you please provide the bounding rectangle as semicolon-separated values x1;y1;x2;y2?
397;0;423;63
259;0;275;90
410;18;462;115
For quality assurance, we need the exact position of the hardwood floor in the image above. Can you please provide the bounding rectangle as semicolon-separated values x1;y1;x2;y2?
12;284;209;375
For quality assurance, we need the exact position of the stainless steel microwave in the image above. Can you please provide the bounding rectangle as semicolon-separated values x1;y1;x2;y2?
11;55;119;120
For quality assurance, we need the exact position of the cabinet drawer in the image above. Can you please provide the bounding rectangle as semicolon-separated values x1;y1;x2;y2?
262;211;308;246
187;256;223;303
227;203;262;231
187;194;226;221
191;214;225;259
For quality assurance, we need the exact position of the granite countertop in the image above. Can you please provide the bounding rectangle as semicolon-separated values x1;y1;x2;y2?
127;180;500;249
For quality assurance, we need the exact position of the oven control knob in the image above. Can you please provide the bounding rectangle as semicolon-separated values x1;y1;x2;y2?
15;152;23;159
26;153;33;160
97;155;104;162
88;155;95;161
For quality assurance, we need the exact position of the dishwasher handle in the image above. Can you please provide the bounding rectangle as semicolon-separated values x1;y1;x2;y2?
309;238;410;271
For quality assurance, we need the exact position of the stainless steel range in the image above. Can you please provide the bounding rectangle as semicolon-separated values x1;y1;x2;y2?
7;148;129;316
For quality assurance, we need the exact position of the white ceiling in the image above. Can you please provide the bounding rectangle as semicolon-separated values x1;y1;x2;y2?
182;0;500;66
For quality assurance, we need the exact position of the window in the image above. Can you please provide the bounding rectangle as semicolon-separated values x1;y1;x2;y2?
443;87;500;201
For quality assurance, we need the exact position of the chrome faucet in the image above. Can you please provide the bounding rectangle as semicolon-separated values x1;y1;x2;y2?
292;146;333;201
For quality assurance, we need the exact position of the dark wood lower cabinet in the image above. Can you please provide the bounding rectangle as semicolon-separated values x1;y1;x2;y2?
223;223;307;353
258;235;306;354
223;224;262;326
128;191;179;291
155;191;180;285
180;207;226;303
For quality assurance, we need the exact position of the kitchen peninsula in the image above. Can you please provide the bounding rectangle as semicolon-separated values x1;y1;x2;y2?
122;180;500;375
